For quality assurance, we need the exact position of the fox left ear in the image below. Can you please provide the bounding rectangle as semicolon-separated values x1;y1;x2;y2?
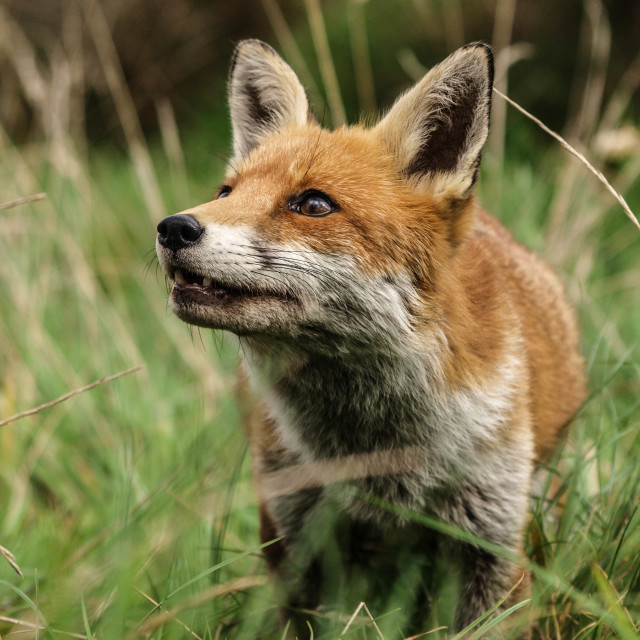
229;40;313;160
375;43;493;201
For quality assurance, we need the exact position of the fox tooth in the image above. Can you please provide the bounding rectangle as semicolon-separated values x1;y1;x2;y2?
203;277;213;287
174;269;187;285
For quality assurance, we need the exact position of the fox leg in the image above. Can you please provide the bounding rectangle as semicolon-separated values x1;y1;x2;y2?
259;490;328;639
454;544;532;639
430;466;533;639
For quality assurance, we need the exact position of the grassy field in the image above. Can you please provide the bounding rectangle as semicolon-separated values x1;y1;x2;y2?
1;3;640;639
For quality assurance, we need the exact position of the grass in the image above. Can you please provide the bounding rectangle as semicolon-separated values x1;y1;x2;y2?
1;1;639;638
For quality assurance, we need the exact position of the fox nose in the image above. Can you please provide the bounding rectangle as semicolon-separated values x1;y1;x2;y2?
157;214;203;251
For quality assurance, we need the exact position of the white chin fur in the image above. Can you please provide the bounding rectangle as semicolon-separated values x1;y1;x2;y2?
160;222;417;353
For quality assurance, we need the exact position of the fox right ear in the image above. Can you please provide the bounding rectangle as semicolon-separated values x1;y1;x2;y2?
229;40;313;160
375;43;493;202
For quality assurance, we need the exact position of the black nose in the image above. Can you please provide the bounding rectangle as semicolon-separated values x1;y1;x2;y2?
157;214;203;251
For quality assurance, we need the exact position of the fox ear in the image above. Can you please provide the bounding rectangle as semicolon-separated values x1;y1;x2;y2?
229;40;313;160
375;43;493;200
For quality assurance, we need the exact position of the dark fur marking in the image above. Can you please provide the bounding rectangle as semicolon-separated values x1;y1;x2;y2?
259;503;288;571
471;483;490;504
277;504;442;639
405;42;493;182
464;501;481;527
463;42;495;105
242;81;274;127
229;39;277;81
406;82;481;177
455;546;505;629
253;244;275;270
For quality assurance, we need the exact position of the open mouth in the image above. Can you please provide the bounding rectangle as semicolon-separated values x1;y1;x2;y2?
164;262;302;333
170;267;256;300
168;266;293;303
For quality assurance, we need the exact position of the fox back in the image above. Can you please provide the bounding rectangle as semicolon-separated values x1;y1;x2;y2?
156;40;585;639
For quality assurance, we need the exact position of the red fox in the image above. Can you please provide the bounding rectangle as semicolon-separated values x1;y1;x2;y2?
156;40;586;638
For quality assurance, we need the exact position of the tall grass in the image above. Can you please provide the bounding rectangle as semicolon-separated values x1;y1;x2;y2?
1;1;639;638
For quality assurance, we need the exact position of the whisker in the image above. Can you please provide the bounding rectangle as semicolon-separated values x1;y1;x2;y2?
238;259;346;293
233;260;376;335
251;258;348;290
302;126;325;181
196;326;206;351
233;250;347;276
237;243;329;256
209;148;234;166
212;330;225;359
143;254;159;280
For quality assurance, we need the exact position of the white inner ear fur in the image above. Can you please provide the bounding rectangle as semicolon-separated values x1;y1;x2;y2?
229;40;311;160
374;45;492;199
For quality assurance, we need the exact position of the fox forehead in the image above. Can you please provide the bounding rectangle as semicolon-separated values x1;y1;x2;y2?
225;124;405;215
188;124;445;275
237;124;389;181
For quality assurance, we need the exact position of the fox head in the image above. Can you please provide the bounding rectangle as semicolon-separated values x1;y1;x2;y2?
156;40;493;355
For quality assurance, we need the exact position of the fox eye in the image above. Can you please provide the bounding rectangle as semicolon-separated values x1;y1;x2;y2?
291;190;337;217
217;185;232;199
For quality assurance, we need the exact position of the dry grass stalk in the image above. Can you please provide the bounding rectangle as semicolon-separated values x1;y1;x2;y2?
403;627;448;640
441;0;465;51
0;365;143;429
494;88;640;232
0;616;88;639
347;0;377;114
340;601;385;639
488;0;517;174
259;0;321;101
0;7;85;186
156;97;190;204
134;588;203;640
303;0;347;126
545;0;612;263
566;0;611;143
397;48;428;85
81;0;164;220
0;543;23;577
61;2;87;155
0;7;47;124
408;0;441;41
135;575;266;637
0;193;46;211
600;50;640;133
0;127;219;403
591;564;637;630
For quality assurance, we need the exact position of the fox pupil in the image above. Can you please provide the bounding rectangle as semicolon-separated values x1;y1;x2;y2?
217;185;232;199
300;194;332;216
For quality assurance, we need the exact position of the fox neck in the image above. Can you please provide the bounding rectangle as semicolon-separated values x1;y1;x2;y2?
262;346;441;457
241;317;518;470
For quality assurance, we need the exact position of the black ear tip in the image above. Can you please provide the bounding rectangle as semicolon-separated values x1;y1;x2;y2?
460;42;494;100
461;41;493;54
229;39;280;79
235;39;277;55
462;42;494;70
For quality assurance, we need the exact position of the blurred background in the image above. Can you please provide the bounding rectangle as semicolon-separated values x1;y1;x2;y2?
1;1;639;639
1;0;640;142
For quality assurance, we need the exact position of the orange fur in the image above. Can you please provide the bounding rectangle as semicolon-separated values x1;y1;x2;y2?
156;40;586;638
193;124;585;462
